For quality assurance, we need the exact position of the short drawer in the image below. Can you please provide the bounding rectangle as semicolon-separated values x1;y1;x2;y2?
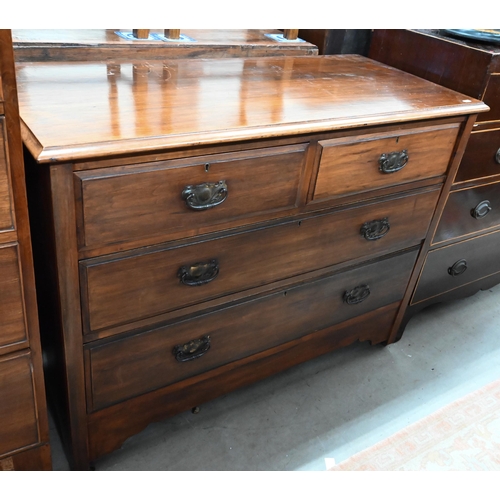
86;248;418;411
81;188;439;334
74;144;308;250
455;128;500;183
0;118;14;232
433;180;500;243
0;244;27;349
412;229;500;304
0;352;39;456
312;123;459;201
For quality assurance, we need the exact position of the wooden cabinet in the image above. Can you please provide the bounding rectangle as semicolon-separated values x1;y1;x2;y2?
370;29;500;331
17;54;486;469
0;30;51;471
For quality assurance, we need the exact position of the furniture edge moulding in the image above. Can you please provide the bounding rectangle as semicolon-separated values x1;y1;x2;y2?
19;111;489;166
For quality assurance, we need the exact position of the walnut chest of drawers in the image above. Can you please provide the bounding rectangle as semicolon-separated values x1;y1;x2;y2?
370;29;500;331
0;30;51;470
16;54;487;469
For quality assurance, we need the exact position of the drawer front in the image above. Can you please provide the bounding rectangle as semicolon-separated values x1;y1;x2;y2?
0;118;14;232
81;188;439;333
313;123;459;201
455;129;500;183
433;181;500;243
75;144;307;250
412;229;500;304
0;352;39;456
0;244;27;348
86;249;418;410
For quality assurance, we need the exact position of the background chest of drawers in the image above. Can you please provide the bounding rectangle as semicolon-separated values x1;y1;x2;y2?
0;30;50;471
16;54;486;469
370;29;500;332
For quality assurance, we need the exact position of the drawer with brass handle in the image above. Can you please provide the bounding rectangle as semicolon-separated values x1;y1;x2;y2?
433;180;500;244
85;248;418;411
74;143;308;253
80;188;439;335
312;122;459;202
412;229;500;304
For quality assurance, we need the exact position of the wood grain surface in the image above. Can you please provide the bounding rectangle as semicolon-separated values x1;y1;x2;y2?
0;118;14;231
86;249;418;411
313;123;459;201
74;143;307;250
80;188;438;334
0;352;39;457
0;244;27;349
16;55;488;163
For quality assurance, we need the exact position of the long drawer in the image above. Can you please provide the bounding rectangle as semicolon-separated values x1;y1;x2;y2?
74;143;308;251
312;123;458;202
0;118;14;232
80;188;439;334
412;229;500;304
433;180;500;243
85;248;418;411
0;244;27;349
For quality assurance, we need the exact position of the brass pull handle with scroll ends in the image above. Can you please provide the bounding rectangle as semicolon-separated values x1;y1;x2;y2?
178;259;219;286
379;150;409;173
360;217;390;240
182;180;228;210
343;284;371;305
173;336;211;362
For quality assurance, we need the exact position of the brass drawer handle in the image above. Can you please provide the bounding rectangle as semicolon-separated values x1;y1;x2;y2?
182;180;228;210
495;148;500;164
178;259;219;286
360;217;390;240
344;284;370;305
448;259;467;277
173;335;211;362
471;200;492;219
379;149;409;174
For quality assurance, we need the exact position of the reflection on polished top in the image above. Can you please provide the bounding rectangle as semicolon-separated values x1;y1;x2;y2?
16;55;488;163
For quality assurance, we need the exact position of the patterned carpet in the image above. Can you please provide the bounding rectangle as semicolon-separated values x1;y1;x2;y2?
330;378;500;471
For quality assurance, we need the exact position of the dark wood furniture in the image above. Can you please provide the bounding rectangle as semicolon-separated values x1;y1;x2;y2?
17;54;486;469
370;29;500;336
11;29;318;62
0;30;51;471
298;29;372;56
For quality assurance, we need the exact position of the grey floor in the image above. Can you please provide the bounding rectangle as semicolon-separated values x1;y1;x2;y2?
50;285;500;471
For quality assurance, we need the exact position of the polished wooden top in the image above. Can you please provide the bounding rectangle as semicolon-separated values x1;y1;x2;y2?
16;55;488;163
